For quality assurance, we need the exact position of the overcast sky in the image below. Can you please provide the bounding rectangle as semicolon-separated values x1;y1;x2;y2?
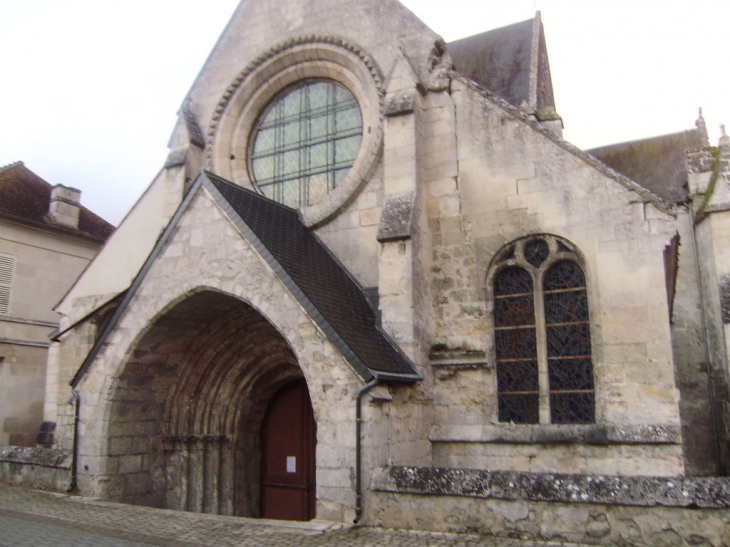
1;0;728;225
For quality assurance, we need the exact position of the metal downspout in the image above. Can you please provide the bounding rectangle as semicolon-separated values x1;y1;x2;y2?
68;388;80;493
689;207;722;474
354;378;379;524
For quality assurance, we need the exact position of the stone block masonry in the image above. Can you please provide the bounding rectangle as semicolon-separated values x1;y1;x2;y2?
372;466;730;546
0;446;70;492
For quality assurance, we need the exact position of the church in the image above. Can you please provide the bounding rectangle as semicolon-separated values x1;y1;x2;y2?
11;0;729;543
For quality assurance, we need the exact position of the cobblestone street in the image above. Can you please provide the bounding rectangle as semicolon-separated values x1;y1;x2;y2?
0;485;595;547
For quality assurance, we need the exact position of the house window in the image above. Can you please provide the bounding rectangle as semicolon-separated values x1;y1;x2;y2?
249;81;363;209
492;236;594;424
0;253;15;316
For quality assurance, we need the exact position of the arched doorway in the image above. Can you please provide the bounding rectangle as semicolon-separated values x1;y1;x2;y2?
260;380;317;521
103;290;315;518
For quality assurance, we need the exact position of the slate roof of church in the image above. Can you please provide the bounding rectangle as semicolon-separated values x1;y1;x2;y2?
449;18;536;111
0;161;114;242
204;172;420;382
587;130;705;204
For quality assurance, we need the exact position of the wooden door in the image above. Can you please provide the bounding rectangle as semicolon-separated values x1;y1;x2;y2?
260;380;316;521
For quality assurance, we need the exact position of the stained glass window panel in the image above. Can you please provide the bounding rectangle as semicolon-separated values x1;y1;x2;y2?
497;360;539;393
250;81;362;208
336;107;362;131
309;143;328;168
308;82;328;109
548;358;594;392
255;128;276;153
306;175;328;206
495;267;539;424
252;156;274;181
495;328;537;360
494;295;534;327
544;261;585;291
544;290;588;325
494;268;533;296
544;261;594;424
334;168;349;184
550;393;595;424
499;394;539;424
335;135;361;163
309;115;328;138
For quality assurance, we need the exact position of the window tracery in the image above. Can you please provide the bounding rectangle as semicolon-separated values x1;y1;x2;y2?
249;81;363;209
492;236;594;424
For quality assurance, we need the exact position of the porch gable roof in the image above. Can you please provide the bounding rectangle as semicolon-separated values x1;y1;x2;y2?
204;172;420;383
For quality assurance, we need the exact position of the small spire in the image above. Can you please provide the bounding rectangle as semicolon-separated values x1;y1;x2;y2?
696;107;709;145
719;124;729;147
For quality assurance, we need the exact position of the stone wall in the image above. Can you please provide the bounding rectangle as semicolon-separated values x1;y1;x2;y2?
371;466;730;546
47;320;97;452
668;211;719;475
420;75;683;476
0;445;71;492
694;210;730;474
688;145;730;475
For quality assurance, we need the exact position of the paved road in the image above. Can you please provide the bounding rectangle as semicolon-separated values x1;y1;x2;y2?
0;485;588;547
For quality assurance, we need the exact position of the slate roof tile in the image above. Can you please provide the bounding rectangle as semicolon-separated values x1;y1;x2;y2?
587;130;704;204
449;19;535;110
205;173;419;381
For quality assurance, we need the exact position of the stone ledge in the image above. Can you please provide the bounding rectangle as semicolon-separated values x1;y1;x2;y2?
377;193;415;242
372;466;730;508
429;423;681;445
429;350;488;368
384;91;415;117
0;445;71;469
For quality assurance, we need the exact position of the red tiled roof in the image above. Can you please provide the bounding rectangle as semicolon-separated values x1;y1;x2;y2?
0;162;114;242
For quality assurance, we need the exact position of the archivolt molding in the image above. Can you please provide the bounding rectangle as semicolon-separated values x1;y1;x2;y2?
206;35;386;227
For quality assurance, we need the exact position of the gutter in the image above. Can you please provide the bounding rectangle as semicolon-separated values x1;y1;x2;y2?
67;388;80;493
50;291;126;342
354;378;380;524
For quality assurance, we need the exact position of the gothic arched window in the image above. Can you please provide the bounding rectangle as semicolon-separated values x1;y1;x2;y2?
492;236;595;424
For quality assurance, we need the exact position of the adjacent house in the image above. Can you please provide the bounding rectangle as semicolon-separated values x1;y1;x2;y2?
0;162;113;446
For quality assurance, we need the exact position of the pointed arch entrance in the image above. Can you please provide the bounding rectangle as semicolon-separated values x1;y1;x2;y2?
104;290;316;519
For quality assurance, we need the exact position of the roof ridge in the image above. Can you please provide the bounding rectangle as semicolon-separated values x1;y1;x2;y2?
586;129;701;153
0;161;24;175
450;71;676;216
447;17;534;45
0;213;109;243
204;171;300;214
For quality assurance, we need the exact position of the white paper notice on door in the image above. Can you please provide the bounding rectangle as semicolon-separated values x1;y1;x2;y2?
286;456;296;473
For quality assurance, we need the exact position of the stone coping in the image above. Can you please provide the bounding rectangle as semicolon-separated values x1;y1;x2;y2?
429;423;681;445
429;350;489;367
0;446;71;469
372;466;730;509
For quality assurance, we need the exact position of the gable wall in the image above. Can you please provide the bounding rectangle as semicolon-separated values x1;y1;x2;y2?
695;210;730;473
182;0;439;150
417;78;683;475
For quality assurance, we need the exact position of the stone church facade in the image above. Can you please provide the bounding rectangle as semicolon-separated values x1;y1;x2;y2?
19;0;730;543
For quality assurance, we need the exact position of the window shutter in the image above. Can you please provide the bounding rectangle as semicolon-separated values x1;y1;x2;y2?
0;253;15;316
